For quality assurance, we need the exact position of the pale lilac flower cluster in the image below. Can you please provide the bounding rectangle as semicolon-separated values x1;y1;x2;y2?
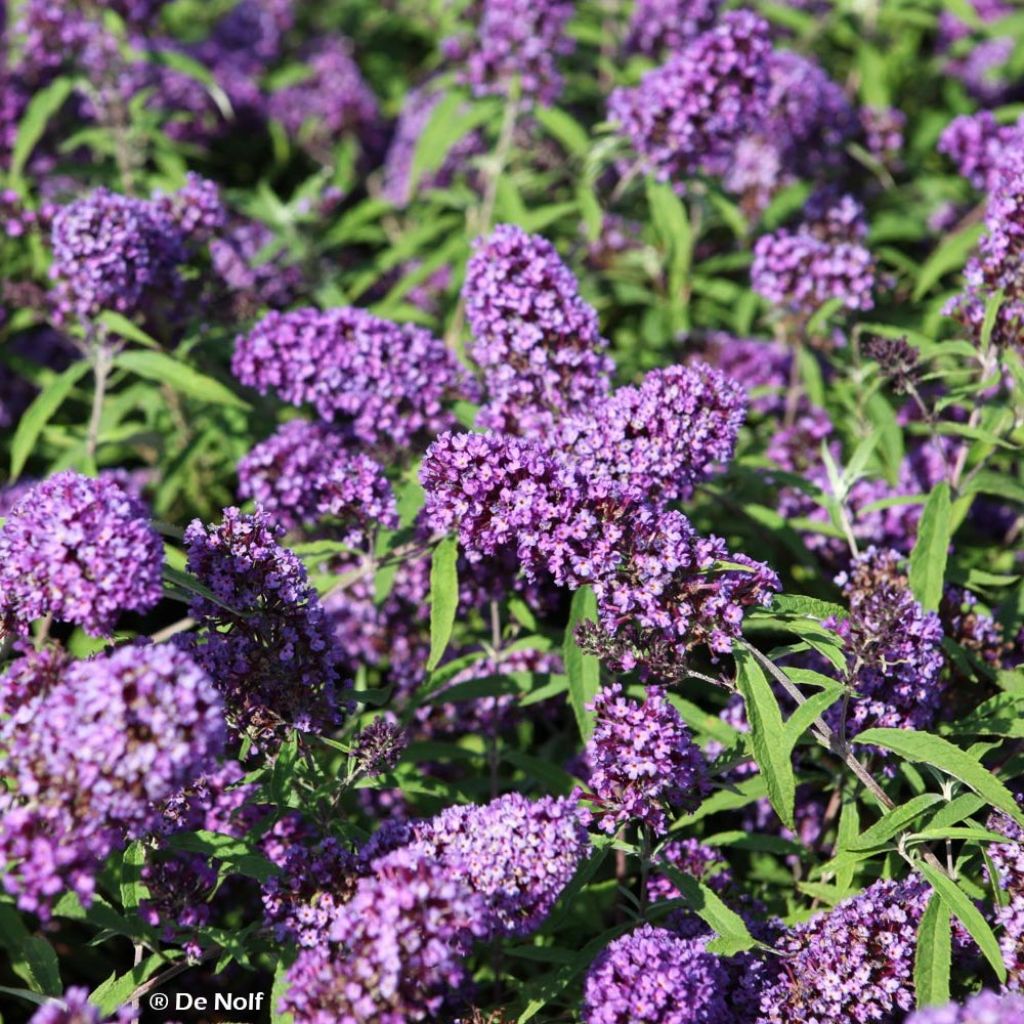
415;792;590;937
232;306;474;448
454;0;575;105
553;363;747;504
0;645;225;917
49;187;186;321
0;471;163;637
757;878;927;1022
267;38;380;158
609;12;772;184
280;844;489;1024
237;420;397;541
946;145;1024;348
28;987;136;1024
464;225;612;436
907;992;1024;1024
584;684;709;834
626;0;721;56
939;112;1024;191
752;197;876;314
831;547;946;736
582;924;732;1024
183;507;347;737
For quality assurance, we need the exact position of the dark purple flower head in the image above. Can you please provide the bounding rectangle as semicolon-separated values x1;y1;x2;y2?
209;217;304;310
28;987;135;1024
554;363;747;505
232;307;475;449
907;992;1024;1024
0;471;163;637
584;684;709;835
609;11;772;184
861;106;906;163
758;877;927;1022
415;792;590;937
153;172;226;244
183;507;348;737
350;718;409;777
454;0;575;105
464;224;612;436
626;0;721;57
831;547;946;736
237;419;397;541
582;924;732;1024
280;844;489;1024
49;187;186;322
647;837;733;904
0;645;225;917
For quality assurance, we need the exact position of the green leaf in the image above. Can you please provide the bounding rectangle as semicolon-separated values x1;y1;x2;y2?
913;224;985;300
426;536;459;672
0;986;55;1007
563;586;601;741
409;94;497;195
845;794;943;851
914;893;952;1008
916;860;1006;983
9;76;74;185
96;311;160;349
771;594;847;621
0;907;62;996
950;693;1024;738
658;866;757;955
9;360;91;480
272;960;294;1024
908;482;951;611
855;728;1024;828
89;953;175;1016
115;350;249;409
120;841;149;911
735;646;795;830
534;106;589;157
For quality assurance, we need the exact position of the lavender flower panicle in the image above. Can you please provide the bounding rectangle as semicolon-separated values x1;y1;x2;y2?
237;419;397;541
0;471;163;637
464;224;613;436
906;991;1024;1023
584;684;709;835
28;987;136;1024
625;0;721;57
183;507;347;737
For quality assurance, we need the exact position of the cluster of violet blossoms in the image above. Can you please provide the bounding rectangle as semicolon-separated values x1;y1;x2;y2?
0;644;225;917
583;684;709;834
609;12;773;184
237;419;397;541
182;506;348;738
0;471;164;637
232;306;476;450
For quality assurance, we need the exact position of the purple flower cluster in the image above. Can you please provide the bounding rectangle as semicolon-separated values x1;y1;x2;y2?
0;471;163;637
757;877;927;1022
464;224;612;436
350;718;409;777
582;924;732;1024
232;306;474;449
237;420;397;541
687;332;791;415
609;12;772;184
647;837;733;904
0;644;225;917
553;363;747;504
183;507;347;737
422;430;779;666
626;0;721;56
939;112;1024;191
454;0;575;105
907;992;1024;1024
415;792;590;937
987;808;1024;988
209;217;304;311
584;684;709;834
752;197;876;314
831;547;946;736
267;38;380;158
49;186;186;322
280;844;489;1024
946;144;1024;348
28;987;135;1024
